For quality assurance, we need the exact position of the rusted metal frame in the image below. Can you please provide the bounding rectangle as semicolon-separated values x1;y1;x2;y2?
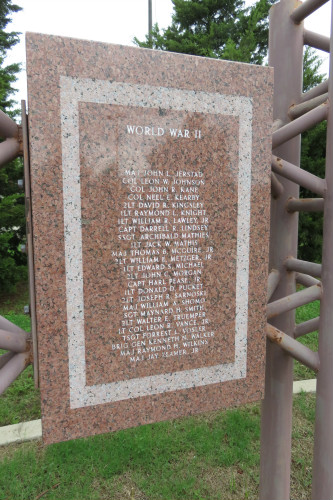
285;257;322;277
286;197;324;212
0;351;30;395
21;100;39;387
0;328;29;353
289;93;328;120
304;29;330;52
296;272;321;287
260;1;303;497
272;155;326;196
267;284;322;319
271;172;284;198
290;0;329;24
301;80;329;103
272;101;329;150
294;316;320;338
266;323;320;371
0;351;15;369
312;3;333;497
267;269;281;301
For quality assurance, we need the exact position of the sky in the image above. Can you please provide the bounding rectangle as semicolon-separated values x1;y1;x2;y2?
4;0;332;106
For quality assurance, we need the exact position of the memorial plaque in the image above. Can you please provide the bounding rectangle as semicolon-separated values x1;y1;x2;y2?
26;33;273;444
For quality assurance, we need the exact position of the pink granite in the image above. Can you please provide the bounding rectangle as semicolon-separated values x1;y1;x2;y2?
26;32;273;445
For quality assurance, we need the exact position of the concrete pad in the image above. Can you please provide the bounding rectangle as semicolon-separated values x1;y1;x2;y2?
293;378;317;394
0;419;42;446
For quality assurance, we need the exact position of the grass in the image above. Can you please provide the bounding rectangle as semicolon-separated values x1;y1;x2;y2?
0;282;41;426
294;298;320;381
0;394;316;500
0;282;319;499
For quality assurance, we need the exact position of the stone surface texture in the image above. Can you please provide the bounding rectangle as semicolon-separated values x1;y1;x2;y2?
26;32;273;444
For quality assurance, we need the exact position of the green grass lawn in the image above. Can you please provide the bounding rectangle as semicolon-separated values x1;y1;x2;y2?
0;393;316;500
0;282;319;499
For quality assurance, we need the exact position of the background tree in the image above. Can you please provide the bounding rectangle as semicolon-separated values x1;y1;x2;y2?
135;0;275;64
0;0;25;292
298;48;326;263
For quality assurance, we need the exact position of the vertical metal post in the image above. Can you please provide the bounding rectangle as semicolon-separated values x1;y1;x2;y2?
21;100;39;387
148;0;152;43
312;6;333;499
259;1;303;498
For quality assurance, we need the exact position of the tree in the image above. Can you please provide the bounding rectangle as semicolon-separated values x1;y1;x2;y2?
0;0;25;292
135;0;275;64
298;48;327;263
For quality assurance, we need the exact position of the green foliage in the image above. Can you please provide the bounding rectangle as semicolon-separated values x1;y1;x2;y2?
299;48;326;263
135;0;275;64
0;0;25;292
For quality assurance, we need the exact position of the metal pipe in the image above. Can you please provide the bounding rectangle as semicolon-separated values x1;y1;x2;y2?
272;102;328;149
260;1;303;496
296;272;321;287
272;155;326;196
294;316;320;338
285;257;322;277
286;197;324;212
0;328;29;353
312;3;333;497
0;352;30;395
21;100;39;387
304;29;330;52
0;137;21;167
0;314;29;335
301;80;329;103
291;0;329;23
266;323;320;371
271;172;284;198
148;0;152;42
0;351;15;369
267;284;322;319
0;109;19;138
289;93;328;120
268;269;281;301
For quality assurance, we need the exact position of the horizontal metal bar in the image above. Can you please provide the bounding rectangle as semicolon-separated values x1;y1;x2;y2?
285;257;322;278
0;328;29;353
0;315;29;335
301;80;329;103
296;272;321;287
266;324;320;372
0;110;19;138
0;352;30;395
271;172;284;198
267;284;322;319
267;269;281;301
0;351;15;370
286;197;324;212
0;137;21;167
288;93;328;120
304;29;330;52
272;102;328;150
291;0;329;24
272;155;326;196
294;316;320;338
